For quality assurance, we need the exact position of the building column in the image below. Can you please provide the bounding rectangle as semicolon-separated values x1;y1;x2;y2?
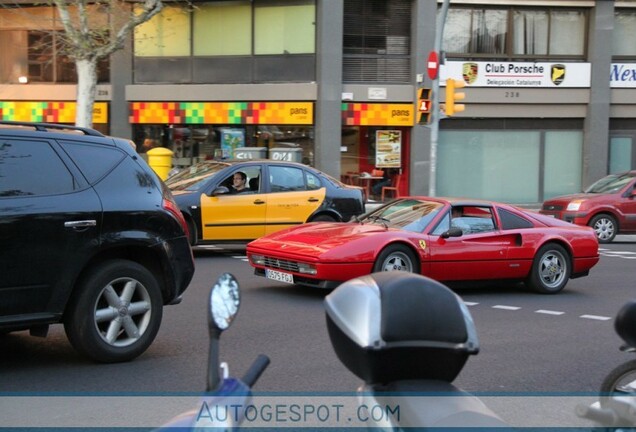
409;0;436;196
314;0;344;178
583;0;614;187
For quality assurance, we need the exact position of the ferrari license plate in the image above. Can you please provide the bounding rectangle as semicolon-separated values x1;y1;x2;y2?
265;269;294;284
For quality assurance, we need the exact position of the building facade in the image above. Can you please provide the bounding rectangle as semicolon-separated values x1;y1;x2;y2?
1;0;635;205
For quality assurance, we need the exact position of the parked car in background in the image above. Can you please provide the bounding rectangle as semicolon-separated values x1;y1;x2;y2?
540;171;636;243
165;160;365;245
247;197;600;294
0;121;194;363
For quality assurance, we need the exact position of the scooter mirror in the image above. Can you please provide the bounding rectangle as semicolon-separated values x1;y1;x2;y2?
209;273;241;332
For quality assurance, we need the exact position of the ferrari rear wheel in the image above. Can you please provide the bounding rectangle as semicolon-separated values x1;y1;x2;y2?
373;244;420;274
527;243;571;294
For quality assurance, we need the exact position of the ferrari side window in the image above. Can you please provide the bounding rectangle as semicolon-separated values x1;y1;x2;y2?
431;212;451;236
498;208;533;230
461;206;497;234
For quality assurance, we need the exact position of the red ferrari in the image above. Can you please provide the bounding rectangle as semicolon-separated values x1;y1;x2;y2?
246;197;600;294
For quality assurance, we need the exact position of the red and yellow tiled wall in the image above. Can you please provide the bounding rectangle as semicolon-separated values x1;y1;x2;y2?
0;102;108;124
129;102;314;125
0;100;415;127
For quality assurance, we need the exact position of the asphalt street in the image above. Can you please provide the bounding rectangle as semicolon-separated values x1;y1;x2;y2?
1;233;635;428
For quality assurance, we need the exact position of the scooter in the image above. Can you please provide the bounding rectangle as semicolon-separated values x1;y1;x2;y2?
577;299;636;428
159;272;270;429
161;271;506;429
324;271;508;428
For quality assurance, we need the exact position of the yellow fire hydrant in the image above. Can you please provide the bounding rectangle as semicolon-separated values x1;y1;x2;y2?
146;147;173;180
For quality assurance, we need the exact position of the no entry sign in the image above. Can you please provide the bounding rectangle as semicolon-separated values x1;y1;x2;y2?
427;51;439;80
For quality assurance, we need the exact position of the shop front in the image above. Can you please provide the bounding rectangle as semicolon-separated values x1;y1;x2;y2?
340;102;413;199
0;101;109;134
129;101;314;169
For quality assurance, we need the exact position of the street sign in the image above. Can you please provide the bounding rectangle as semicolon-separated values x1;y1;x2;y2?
427;51;439;80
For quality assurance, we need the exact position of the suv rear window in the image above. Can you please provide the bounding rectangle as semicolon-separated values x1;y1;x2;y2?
0;139;76;197
61;141;125;184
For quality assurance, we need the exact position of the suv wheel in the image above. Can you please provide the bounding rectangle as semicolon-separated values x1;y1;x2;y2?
64;260;163;363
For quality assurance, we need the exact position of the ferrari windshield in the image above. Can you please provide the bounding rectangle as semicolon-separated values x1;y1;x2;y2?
585;172;636;194
364;198;444;232
164;161;230;191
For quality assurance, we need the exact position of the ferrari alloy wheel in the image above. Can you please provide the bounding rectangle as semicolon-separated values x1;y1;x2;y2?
589;214;617;243
373;244;420;274
527;243;571;294
64;260;163;363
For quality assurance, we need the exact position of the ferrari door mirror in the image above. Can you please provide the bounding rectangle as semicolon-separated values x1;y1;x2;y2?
441;227;463;239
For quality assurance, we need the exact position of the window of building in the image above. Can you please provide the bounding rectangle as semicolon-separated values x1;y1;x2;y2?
193;3;252;56
437;129;583;203
543;131;583;199
134;5;191;57
343;0;411;83
136;1;315;58
609;136;633;173
133;124;315;168
614;10;636;57
0;6;109;84
255;2;315;55
443;6;586;59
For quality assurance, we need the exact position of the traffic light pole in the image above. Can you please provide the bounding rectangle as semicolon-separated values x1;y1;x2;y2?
429;0;450;197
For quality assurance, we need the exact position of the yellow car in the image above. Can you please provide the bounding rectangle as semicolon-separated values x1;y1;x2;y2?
166;160;365;245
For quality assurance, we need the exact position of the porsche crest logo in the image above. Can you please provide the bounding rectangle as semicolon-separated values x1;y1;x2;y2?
551;64;566;86
462;63;478;85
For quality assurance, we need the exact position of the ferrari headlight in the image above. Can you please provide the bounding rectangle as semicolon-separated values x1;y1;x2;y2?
566;200;584;211
250;254;265;265
297;263;317;275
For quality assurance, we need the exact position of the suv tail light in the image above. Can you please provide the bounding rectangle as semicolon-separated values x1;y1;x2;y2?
162;193;189;239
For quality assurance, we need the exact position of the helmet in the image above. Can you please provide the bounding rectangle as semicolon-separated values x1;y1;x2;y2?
324;272;479;384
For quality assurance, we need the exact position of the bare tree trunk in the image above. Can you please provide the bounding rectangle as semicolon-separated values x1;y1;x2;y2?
75;59;97;128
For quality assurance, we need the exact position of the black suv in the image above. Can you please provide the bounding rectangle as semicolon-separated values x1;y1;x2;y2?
0;121;194;363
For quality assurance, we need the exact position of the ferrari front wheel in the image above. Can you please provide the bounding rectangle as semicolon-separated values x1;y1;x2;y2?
527;243;571;294
373;244;420;274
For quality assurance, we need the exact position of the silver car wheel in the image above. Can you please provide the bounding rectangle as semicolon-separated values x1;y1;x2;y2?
93;277;152;348
379;251;414;272
538;249;567;289
593;217;616;242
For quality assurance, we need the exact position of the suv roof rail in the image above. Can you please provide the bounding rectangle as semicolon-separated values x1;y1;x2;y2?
0;120;104;137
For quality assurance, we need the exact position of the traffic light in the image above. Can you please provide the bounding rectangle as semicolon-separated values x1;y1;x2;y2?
417;87;431;124
445;78;465;116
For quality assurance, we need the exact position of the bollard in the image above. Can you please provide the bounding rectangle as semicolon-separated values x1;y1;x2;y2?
146;147;174;180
